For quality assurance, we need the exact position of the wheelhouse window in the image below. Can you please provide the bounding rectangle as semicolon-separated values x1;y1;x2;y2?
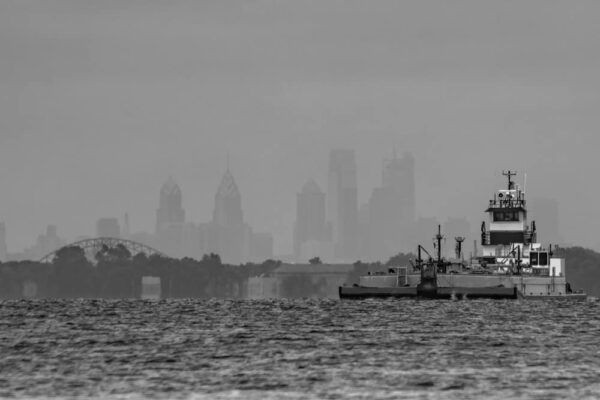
530;251;538;265
493;211;519;222
539;252;548;266
530;251;548;266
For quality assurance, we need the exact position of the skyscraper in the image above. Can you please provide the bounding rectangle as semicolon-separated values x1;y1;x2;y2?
212;169;244;264
327;149;358;261
156;177;185;233
294;179;330;261
367;151;416;261
382;151;416;223
368;186;403;261
203;167;273;264
35;225;62;260
5;225;64;261
155;177;185;256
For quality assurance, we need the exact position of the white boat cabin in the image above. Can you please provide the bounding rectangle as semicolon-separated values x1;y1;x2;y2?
480;171;563;277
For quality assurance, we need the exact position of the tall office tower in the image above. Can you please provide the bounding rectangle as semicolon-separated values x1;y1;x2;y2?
294;179;328;261
368;186;403;262
15;224;63;261
212;169;245;264
382;151;416;223
0;222;7;262
96;218;121;238
156;177;185;233
327;149;358;261
357;203;371;260
44;224;61;249
529;197;562;246
155;177;185;257
34;225;62;259
367;151;417;261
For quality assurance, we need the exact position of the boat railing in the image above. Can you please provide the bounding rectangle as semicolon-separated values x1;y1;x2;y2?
488;199;526;209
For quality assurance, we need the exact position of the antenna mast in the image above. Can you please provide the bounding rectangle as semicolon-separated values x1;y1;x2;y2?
435;225;443;264
502;170;517;190
455;237;465;260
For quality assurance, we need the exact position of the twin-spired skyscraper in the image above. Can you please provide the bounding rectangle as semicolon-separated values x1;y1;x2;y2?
153;169;273;264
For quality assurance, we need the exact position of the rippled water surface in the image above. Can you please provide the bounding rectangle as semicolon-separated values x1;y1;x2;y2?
1;298;600;399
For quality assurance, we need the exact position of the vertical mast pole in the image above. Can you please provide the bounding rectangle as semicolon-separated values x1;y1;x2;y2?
436;225;443;264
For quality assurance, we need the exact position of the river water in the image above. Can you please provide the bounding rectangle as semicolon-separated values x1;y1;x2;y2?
1;298;599;399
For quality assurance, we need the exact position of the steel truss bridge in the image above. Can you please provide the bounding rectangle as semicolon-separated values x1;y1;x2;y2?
40;237;166;263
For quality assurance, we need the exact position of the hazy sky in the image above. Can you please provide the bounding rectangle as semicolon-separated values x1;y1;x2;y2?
2;1;600;254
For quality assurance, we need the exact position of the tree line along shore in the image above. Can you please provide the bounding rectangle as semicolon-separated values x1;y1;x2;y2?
0;245;598;299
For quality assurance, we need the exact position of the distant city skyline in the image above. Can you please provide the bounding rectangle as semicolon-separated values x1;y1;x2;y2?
0;148;564;264
3;1;599;255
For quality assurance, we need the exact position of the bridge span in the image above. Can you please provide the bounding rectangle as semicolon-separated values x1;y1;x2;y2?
40;237;166;263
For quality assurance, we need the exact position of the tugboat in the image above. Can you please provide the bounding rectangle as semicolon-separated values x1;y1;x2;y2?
339;171;587;300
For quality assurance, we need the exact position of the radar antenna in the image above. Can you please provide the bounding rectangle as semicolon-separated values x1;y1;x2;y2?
502;170;517;190
455;237;465;260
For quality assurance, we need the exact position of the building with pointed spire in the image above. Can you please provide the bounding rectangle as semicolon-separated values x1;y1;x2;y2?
206;168;273;264
211;169;245;264
213;170;244;230
155;177;186;256
156;177;185;233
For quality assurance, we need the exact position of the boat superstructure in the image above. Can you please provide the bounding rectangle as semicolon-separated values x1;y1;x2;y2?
339;171;586;300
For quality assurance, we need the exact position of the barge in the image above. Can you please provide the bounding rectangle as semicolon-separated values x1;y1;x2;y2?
339;171;586;300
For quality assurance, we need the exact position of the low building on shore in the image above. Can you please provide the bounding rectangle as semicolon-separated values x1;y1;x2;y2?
247;263;355;299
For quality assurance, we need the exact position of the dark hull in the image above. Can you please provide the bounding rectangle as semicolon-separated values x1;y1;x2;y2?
339;286;518;299
519;293;587;300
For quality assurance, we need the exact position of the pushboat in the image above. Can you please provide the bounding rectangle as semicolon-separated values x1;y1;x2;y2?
339;171;587;300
